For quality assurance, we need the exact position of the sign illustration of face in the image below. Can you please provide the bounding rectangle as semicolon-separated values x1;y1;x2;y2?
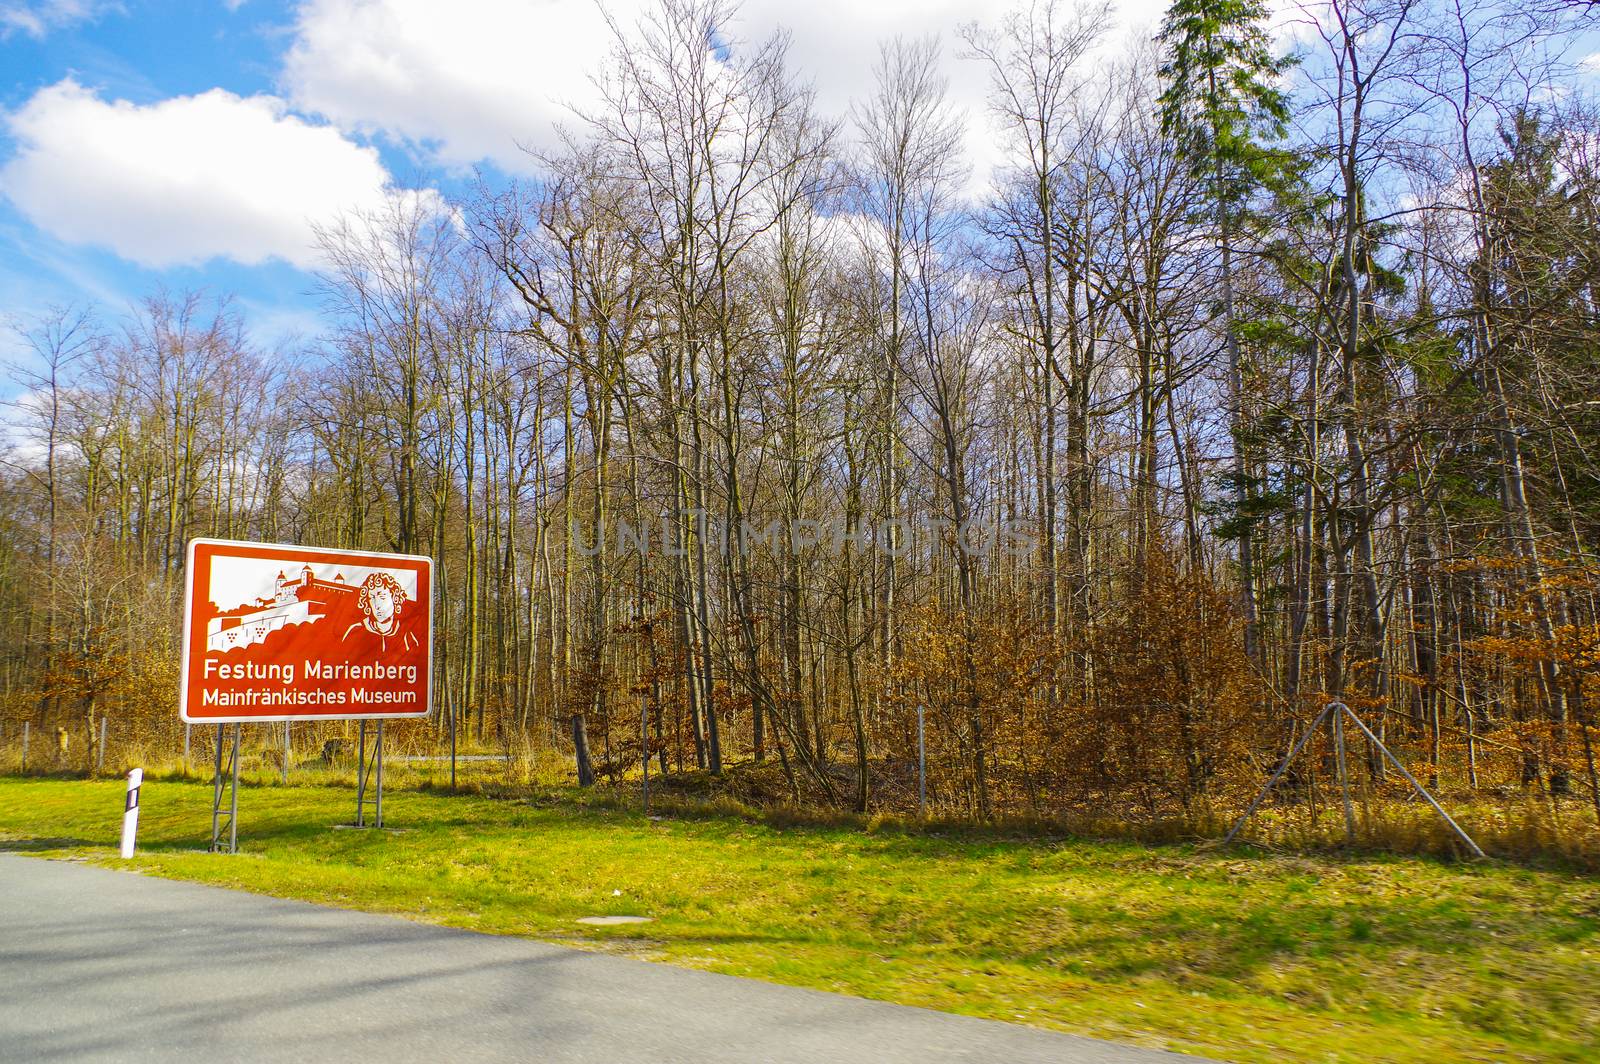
368;583;396;628
356;572;407;638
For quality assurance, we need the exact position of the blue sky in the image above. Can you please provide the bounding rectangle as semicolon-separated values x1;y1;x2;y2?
1;0;1594;386
2;3;281;107
2;0;1158;376
1;1;444;359
0;0;1024;372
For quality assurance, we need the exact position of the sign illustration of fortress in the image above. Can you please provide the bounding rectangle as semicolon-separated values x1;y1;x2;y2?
206;565;355;653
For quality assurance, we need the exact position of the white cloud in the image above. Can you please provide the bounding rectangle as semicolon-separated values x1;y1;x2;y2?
282;0;611;171
0;80;414;269
239;300;325;350
0;386;53;467
751;0;1169;196
280;0;1172;183
0;1;1198;277
0;0;115;39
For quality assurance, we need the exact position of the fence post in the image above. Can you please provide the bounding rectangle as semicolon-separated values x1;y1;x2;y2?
21;722;28;772
641;694;650;815
98;717;107;773
917;705;926;816
1333;703;1355;843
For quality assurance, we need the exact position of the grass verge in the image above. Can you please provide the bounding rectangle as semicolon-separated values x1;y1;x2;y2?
1;775;1597;1062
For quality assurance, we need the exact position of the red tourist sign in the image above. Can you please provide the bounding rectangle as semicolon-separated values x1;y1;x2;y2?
180;539;433;723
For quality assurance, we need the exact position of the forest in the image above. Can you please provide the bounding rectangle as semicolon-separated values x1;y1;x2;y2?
4;0;1600;849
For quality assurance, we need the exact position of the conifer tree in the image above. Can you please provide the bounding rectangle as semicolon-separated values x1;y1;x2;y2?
1157;0;1292;664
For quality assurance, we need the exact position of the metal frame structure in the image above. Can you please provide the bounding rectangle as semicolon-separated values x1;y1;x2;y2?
210;723;240;854
355;719;384;827
1223;701;1485;857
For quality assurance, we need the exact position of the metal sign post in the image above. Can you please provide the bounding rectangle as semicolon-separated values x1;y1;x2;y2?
210;723;240;854
641;695;650;815
355;719;384;827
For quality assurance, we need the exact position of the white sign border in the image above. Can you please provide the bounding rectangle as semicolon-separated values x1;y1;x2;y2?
179;537;435;725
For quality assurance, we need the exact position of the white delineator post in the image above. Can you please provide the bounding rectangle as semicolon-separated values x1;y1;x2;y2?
120;767;143;859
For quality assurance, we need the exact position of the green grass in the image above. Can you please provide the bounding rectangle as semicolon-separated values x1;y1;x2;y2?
2;776;1597;1062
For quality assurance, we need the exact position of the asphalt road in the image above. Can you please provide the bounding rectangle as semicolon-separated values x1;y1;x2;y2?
0;854;1200;1063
